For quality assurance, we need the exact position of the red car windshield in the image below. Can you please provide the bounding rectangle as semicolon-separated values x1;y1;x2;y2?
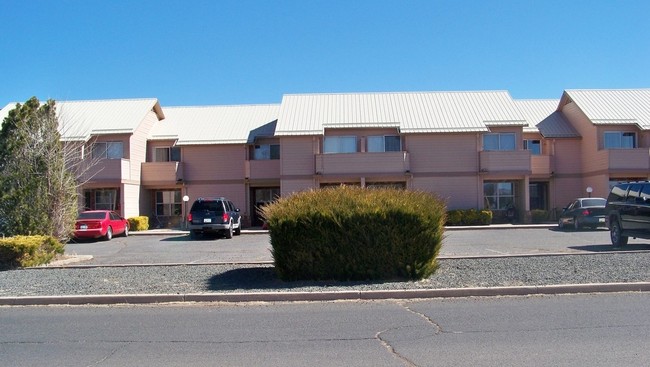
78;212;108;220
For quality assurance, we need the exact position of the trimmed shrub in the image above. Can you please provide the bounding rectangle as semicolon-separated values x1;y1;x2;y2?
260;186;446;281
128;216;149;231
531;209;549;223
446;209;492;226
0;235;64;269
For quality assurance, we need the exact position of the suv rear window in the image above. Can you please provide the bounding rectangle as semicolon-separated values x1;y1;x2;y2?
191;201;224;212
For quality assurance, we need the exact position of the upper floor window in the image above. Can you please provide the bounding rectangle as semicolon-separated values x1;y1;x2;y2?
155;147;181;162
92;142;123;159
253;144;280;160
367;135;401;152
524;139;541;155
324;136;357;154
483;133;515;151
604;131;636;149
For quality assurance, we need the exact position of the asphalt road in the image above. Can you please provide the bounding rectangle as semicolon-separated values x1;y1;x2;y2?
3;292;649;366
62;227;650;266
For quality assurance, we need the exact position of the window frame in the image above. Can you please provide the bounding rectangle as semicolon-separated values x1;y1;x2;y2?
154;146;181;162
367;135;401;152
483;133;516;151
604;131;636;149
92;141;124;160
155;190;182;216
323;136;357;154
483;181;515;210
253;144;280;160
523;139;541;155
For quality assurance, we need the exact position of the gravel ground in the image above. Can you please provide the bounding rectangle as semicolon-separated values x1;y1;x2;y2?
1;252;650;297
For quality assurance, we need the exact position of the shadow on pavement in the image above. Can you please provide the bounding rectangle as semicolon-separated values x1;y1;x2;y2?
206;267;399;291
569;244;650;252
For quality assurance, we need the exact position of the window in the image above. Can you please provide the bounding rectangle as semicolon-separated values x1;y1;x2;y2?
155;147;181;162
324;136;357;154
524;139;541;155
484;182;515;210
92;142;123;159
483;133;516;151
156;190;182;216
367;136;401;152
253;144;280;160
95;189;118;210
604;132;636;149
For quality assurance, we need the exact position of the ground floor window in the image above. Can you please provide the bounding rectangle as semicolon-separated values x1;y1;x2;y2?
484;181;515;210
366;182;406;189
155;190;182;216
251;187;280;227
84;189;120;211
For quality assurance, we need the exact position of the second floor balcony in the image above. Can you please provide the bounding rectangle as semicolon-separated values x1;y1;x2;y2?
141;162;183;186
315;151;410;176
245;159;281;180
479;150;531;174
531;155;553;176
595;148;650;171
78;158;131;183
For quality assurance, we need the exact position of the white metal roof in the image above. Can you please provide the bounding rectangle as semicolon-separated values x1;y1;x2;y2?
275;91;526;136
1;99;164;142
514;99;579;138
564;89;650;129
155;104;280;145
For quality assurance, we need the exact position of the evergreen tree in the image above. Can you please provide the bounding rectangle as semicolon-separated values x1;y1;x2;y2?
0;97;78;240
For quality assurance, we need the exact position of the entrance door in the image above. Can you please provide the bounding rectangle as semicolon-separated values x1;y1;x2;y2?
251;187;280;227
529;182;548;210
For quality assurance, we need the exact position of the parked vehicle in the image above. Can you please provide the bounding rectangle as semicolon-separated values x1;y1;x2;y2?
187;197;241;239
605;181;650;247
74;210;129;241
557;197;607;230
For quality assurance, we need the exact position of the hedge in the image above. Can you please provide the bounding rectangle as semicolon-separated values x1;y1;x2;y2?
0;235;64;269
260;186;446;281
127;216;149;231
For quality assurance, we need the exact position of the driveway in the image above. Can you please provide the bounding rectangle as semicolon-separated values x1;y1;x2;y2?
61;226;650;266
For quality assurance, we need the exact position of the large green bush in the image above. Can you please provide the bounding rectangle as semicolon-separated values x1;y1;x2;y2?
0;235;64;269
260;186;446;281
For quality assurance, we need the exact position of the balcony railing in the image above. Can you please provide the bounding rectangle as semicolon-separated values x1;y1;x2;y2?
531;155;553;176
141;162;183;186
479;150;531;173
244;159;281;180
78;159;131;182
596;148;650;171
315;151;410;175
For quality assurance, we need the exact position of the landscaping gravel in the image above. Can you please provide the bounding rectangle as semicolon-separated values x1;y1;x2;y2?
1;252;650;297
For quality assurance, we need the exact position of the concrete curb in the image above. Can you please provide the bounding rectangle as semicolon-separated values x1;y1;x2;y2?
2;282;649;306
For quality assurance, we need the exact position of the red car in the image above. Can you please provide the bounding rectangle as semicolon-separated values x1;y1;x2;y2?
74;210;129;241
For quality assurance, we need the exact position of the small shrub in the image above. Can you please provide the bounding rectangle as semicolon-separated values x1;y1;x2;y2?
0;235;64;269
128;216;149;231
260;186;446;281
531;209;549;223
446;209;492;226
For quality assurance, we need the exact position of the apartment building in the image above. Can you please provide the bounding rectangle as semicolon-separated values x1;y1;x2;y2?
1;88;648;227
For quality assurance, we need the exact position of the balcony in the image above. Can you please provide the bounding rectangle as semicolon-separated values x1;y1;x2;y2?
479;150;531;174
245;160;281;180
595;148;650;171
78;159;131;183
315;151;410;176
531;155;553;176
141;162;183;186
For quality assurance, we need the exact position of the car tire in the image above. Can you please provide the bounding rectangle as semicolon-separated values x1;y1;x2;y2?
225;222;233;239
104;226;113;241
558;218;564;230
610;220;628;248
573;217;581;231
123;226;129;237
190;230;197;240
234;218;241;236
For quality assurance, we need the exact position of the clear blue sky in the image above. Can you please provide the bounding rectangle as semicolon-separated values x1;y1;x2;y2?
1;0;648;106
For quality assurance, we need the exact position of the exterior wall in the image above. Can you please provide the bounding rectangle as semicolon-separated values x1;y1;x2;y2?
122;183;141;218
183;144;246;182
129;110;159;185
411;176;479;209
407;133;478;174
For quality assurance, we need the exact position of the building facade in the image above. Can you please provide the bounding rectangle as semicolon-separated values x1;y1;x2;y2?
2;88;649;227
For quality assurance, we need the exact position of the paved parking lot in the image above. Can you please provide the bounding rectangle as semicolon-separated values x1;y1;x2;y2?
61;227;650;266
